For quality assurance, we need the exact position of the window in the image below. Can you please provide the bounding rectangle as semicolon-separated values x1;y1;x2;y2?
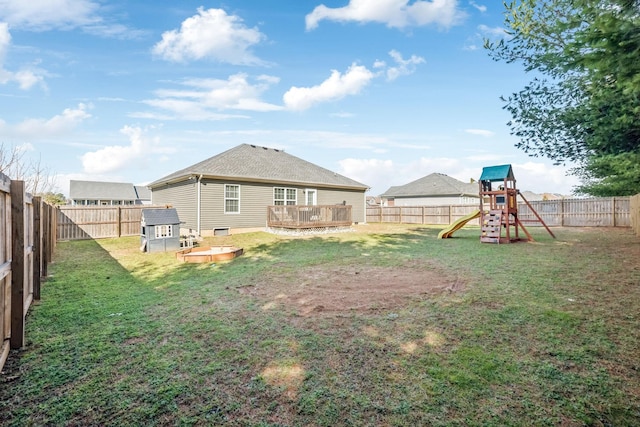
274;187;297;205
155;224;173;238
305;189;317;205
225;184;240;213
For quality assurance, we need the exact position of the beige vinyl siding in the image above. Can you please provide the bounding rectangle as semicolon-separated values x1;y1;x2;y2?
150;181;198;231
152;178;367;233
316;188;366;223
200;180;276;229
199;179;366;230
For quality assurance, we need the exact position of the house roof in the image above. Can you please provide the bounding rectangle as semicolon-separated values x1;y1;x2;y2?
134;185;151;200
70;180;138;200
479;164;515;182
147;144;369;190
141;208;180;226
380;173;479;198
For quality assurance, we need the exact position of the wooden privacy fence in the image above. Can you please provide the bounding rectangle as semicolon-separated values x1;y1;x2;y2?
631;194;640;236
57;205;165;240
367;197;631;227
0;174;56;371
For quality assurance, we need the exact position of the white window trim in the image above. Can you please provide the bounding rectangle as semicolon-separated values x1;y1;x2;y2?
273;187;297;205
224;184;241;214
304;188;317;205
155;224;173;239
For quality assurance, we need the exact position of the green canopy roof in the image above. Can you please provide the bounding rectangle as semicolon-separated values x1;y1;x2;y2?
479;164;515;182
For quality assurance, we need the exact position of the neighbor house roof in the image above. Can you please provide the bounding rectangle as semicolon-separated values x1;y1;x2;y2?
148;144;369;190
479;164;515;182
380;173;479;198
70;180;138;200
134;185;151;201
141;208;180;226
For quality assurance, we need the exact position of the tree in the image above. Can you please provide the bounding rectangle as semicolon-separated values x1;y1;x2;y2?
486;0;640;196
0;142;58;196
41;192;67;206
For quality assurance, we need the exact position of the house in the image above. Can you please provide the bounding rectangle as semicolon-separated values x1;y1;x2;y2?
69;180;151;206
380;173;479;206
147;144;369;235
140;208;181;253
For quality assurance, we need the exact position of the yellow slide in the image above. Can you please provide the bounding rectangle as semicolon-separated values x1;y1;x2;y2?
437;210;481;239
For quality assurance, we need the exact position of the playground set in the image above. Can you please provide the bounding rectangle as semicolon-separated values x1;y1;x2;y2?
438;164;555;243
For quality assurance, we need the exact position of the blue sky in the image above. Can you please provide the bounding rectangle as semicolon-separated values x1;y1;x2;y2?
0;0;580;197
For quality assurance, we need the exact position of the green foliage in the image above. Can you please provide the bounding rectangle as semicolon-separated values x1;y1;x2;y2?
486;0;640;195
39;192;67;206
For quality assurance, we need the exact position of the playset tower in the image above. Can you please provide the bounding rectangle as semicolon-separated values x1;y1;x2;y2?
478;164;555;243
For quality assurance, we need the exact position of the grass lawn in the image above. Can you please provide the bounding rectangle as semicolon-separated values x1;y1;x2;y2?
1;224;639;426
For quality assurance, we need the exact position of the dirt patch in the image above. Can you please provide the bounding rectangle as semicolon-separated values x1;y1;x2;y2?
238;260;464;317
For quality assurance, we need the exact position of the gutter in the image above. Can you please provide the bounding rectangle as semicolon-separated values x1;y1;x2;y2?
197;174;202;235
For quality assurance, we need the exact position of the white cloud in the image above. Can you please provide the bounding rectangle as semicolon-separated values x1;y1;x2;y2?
338;158;395;190
0;103;91;139
469;1;487;13
478;24;506;39
0;0;100;30
283;63;375;111
464;24;505;51
81;125;173;174
306;0;466;30
512;161;580;195
137;73;282;120
384;50;425;81
152;7;266;65
465;128;494;137
0;23;46;89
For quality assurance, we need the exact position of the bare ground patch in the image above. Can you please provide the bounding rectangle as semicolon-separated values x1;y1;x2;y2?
238;260;465;317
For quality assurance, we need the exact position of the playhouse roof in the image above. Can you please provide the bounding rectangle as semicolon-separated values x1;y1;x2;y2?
142;208;180;226
479;164;515;182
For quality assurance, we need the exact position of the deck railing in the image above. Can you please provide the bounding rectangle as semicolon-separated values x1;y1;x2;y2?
267;205;352;229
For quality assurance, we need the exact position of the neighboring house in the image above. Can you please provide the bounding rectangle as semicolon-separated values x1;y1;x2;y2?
147;144;370;235
70;180;152;206
380;173;479;206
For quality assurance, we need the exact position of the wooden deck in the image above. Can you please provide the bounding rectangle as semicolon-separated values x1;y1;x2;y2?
267;205;352;229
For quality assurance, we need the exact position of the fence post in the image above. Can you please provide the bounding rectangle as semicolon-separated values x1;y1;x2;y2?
117;206;122;237
422;206;425;224
10;180;25;349
612;197;617;227
449;206;453;224
33;197;41;300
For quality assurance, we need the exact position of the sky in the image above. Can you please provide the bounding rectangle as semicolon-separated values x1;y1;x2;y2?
0;0;581;198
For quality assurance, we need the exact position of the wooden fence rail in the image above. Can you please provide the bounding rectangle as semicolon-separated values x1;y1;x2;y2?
267;205;352;229
0;173;56;371
366;197;631;227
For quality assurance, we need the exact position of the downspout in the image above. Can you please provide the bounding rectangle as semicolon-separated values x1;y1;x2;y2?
196;174;203;236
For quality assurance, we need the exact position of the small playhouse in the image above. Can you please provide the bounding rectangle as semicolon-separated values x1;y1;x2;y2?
140;208;181;253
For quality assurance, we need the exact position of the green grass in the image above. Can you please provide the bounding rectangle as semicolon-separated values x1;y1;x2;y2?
1;224;639;426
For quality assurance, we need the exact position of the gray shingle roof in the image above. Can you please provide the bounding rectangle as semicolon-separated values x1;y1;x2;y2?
380;173;479;198
70;180;138;200
148;144;368;190
134;185;151;200
142;208;180;225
